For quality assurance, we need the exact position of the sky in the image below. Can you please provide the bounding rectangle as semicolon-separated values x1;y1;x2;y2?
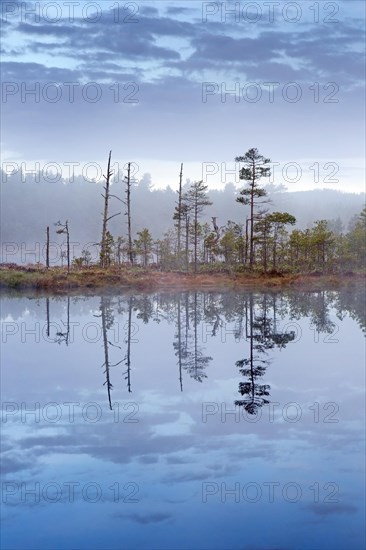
1;0;365;192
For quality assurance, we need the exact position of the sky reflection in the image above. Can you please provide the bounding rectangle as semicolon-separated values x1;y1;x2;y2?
1;288;365;549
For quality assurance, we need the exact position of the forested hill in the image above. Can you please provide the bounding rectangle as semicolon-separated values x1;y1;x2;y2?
1;169;364;250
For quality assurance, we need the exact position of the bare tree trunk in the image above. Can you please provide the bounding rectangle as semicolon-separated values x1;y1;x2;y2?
185;214;190;272
66;220;70;273
46;297;50;337
177;163;183;262
101;297;112;410
125;297;132;392
177;296;183;392
125;162;134;265
65;295;70;345
100;151;112;268
46;226;50;269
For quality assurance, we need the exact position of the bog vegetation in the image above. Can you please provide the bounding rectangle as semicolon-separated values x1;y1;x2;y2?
4;148;366;276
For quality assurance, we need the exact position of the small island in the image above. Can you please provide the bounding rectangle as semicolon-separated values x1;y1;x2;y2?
2;149;365;294
1;264;364;294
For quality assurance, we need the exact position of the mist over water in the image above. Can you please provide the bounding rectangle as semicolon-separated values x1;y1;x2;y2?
1;287;365;549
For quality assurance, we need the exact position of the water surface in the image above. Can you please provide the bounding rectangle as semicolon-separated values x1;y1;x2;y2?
1;287;365;549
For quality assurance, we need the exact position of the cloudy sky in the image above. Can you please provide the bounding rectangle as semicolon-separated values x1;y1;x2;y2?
1;0;365;191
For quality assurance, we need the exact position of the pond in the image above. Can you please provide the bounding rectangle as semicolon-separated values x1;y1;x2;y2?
1;286;365;549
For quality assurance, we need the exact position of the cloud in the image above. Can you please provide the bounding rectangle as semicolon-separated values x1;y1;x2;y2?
11;9;363;88
1;451;38;474
113;511;173;524
14;11;195;64
165;7;192;16
1;61;81;83
2;1;364;171
305;502;358;517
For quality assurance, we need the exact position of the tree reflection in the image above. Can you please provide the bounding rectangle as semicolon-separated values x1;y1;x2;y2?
95;297;123;410
174;292;212;385
123;296;133;393
173;295;184;391
34;284;365;407
235;294;295;414
46;297;50;338
54;296;70;345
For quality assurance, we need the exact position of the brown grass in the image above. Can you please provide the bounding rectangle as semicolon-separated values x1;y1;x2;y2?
0;264;364;294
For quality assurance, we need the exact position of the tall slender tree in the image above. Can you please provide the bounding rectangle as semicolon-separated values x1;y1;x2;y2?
174;163;184;264
185;180;212;272
123;297;133;392
100;151;112;267
46;226;50;269
235;148;271;270
124;162;134;264
100;151;120;267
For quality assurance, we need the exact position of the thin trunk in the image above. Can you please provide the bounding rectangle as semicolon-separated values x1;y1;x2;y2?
126;162;133;265
263;224;268;273
273;295;277;334
66;220;70;273
273;226;277;271
177;163;183;262
194;292;198;377
249;298;255;406
177;297;183;392
46;226;50;269
46;297;50;338
194;203;198;273
100;150;112;268
250;168;255;270
101;297;112;410
185;214;189;272
125;298;132;392
245;218;249;267
185;292;189;350
65;296;70;345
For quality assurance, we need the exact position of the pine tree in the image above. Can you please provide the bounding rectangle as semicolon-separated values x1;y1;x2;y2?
235;148;271;270
184;181;212;272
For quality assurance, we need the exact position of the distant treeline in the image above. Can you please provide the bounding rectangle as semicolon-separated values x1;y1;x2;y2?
1;169;364;244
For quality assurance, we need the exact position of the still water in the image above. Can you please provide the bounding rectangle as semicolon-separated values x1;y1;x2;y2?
1;287;365;550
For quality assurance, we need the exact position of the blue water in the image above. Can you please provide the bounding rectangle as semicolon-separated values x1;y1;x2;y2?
1;288;365;549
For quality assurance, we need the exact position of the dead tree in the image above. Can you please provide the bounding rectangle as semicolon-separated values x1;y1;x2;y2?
123;296;133;392
124;163;134;265
176;163;183;262
100;151;121;268
55;220;70;272
54;296;70;345
95;297;123;410
46;226;50;269
46;297;50;337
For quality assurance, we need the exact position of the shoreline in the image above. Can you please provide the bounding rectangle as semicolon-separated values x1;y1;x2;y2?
0;265;364;294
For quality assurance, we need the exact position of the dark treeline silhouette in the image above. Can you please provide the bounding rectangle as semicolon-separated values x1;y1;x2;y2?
1;153;365;272
32;286;365;409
